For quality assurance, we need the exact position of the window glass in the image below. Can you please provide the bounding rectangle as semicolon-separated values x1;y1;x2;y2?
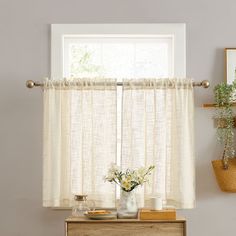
63;37;173;79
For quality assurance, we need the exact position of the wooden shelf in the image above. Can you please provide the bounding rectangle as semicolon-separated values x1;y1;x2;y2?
203;103;217;108
203;102;236;108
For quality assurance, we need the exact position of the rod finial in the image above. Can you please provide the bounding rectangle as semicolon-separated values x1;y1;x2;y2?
26;80;35;88
202;80;210;88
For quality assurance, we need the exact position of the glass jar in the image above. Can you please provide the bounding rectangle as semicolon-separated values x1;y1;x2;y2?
72;195;95;217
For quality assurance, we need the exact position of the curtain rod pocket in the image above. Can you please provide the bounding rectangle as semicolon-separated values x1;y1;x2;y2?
26;79;210;89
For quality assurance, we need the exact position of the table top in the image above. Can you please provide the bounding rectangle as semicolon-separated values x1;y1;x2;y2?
65;216;186;223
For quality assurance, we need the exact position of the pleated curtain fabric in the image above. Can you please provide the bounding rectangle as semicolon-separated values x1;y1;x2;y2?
43;79;117;207
121;78;195;209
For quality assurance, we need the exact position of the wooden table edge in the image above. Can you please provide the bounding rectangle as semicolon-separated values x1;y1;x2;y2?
65;217;186;223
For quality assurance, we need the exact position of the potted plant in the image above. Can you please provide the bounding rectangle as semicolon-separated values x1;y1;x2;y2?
212;80;236;192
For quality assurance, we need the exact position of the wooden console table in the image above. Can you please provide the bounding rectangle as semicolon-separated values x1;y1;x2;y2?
65;217;186;236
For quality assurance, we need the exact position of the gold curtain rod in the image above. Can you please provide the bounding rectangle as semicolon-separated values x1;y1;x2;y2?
26;79;210;89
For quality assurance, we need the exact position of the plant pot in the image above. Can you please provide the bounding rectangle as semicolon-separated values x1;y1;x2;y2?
212;158;236;192
214;116;236;128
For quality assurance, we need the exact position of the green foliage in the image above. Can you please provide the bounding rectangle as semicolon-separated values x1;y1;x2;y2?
214;80;236;159
70;45;104;77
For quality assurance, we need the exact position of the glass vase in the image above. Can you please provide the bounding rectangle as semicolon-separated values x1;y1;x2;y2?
117;190;138;219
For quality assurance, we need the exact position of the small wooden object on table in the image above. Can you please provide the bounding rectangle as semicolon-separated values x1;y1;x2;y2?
139;208;176;220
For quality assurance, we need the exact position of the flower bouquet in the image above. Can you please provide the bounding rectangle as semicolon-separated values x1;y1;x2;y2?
105;164;155;218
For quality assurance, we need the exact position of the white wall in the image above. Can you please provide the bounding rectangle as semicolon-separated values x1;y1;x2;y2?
0;0;236;235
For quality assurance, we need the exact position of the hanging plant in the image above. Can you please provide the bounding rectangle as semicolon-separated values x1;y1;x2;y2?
212;80;236;193
214;80;236;168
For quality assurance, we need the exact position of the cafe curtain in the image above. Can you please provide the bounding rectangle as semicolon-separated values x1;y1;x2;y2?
42;78;117;207
121;78;195;209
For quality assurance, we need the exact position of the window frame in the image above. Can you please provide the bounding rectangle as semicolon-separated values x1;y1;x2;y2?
51;23;186;79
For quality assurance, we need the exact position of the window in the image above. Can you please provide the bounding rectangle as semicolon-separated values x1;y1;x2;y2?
63;37;173;78
51;24;186;79
48;24;187;207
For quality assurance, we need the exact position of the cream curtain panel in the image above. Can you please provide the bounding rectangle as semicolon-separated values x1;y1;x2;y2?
121;78;195;209
43;79;117;207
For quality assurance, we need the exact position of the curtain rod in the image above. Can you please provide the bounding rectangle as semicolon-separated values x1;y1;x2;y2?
26;79;210;89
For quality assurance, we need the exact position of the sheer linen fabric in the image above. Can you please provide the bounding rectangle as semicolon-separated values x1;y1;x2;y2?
121;78;195;209
43;79;117;207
